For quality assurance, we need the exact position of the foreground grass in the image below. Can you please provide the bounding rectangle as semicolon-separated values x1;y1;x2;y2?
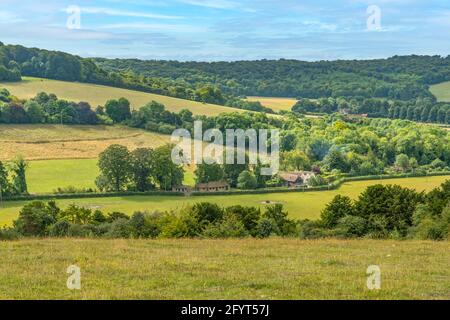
430;81;450;102
245;96;298;112
0;238;448;299
0;77;243;116
1;175;448;226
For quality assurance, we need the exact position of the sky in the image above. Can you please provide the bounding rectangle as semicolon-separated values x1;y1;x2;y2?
0;0;449;61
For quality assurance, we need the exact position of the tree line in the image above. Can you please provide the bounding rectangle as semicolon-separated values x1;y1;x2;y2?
292;97;450;125
95;55;450;100
1;180;448;241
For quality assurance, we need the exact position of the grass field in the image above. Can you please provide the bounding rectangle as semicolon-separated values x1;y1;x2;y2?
0;124;171;160
0;238;448;299
430;81;450;102
0;77;243;116
1;175;448;226
245;96;298;112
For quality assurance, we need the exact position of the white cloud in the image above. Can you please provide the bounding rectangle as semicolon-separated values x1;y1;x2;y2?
75;7;183;20
98;23;204;33
178;0;239;9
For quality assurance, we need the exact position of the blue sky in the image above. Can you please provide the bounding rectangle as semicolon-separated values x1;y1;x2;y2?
1;0;449;61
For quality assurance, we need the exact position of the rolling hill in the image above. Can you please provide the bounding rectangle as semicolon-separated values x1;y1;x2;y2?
0;77;245;116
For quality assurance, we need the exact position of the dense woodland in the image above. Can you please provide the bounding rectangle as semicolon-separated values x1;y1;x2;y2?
95;55;450;100
2;42;450;122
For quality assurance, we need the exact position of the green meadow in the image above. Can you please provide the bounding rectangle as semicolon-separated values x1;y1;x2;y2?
2;175;448;226
0;238;448;299
430;81;450;102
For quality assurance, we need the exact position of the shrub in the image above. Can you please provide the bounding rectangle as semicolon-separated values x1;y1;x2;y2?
320;195;354;228
256;218;277;238
298;220;329;239
49;220;70;237
202;213;249;238
105;218;133;238
160;210;201;238
13;201;58;236
335;215;367;238
226;205;260;236
107;212;130;222
190;202;223;224
263;204;295;236
67;224;95;237
0;227;20;240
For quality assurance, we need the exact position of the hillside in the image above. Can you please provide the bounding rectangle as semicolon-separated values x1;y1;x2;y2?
0;124;171;160
0;77;243;116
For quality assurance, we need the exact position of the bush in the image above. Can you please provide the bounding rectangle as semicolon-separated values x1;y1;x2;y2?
13;201;58;236
263;204;296;236
256;218;277;238
202;213;249;238
298;220;329;239
67;224;95;237
0;227;20;240
105;218;133;238
335;215;367;238
49;220;71;237
320;195;354;228
107;212;130;222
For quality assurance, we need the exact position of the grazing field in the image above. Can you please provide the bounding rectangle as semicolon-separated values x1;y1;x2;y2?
26;159;99;194
0;77;243;116
245;96;298;112
1;175;448;226
430;81;450;102
0;238;448;299
0;124;170;160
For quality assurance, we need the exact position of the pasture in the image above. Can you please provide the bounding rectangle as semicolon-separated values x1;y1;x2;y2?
0;124;170;160
1;175;448;226
0;238;448;299
245;96;298;112
430;81;450;102
0;77;243;116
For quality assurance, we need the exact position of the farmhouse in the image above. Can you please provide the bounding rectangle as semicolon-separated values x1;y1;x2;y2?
279;171;315;188
196;181;230;192
172;185;191;194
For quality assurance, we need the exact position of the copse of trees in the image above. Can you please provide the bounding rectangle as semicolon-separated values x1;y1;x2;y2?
96;144;184;192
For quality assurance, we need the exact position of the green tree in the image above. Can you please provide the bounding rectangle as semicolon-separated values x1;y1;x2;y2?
98;144;132;192
11;156;28;194
194;160;224;184
152;144;184;190
130;148;155;192
105;98;131;123
237;170;257;190
320;195;354;228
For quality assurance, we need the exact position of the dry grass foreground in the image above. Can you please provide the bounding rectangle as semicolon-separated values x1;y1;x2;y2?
0;124;170;160
0;238;448;300
0;77;243;116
